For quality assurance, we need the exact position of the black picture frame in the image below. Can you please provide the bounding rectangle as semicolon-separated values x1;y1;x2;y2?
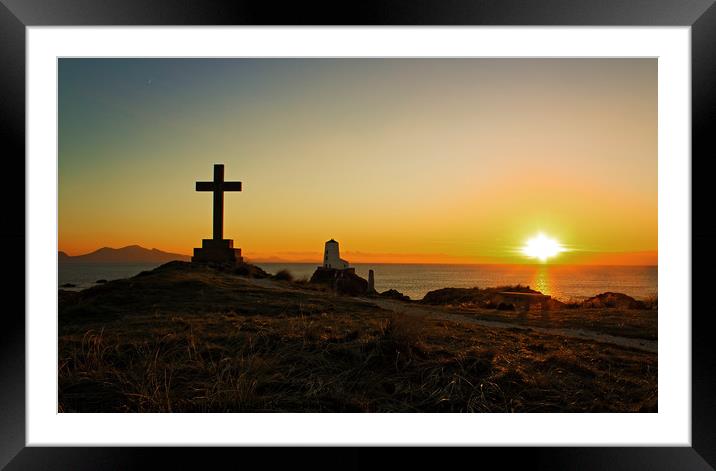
2;1;714;469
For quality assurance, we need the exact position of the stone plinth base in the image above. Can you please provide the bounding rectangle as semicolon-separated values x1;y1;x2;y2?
191;239;243;263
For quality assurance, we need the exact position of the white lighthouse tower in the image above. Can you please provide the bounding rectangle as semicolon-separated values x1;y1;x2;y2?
323;239;349;270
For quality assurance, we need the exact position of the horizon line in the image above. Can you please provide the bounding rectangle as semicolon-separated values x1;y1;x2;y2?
58;244;658;266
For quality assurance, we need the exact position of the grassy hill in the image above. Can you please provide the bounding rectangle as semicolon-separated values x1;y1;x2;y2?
58;261;657;413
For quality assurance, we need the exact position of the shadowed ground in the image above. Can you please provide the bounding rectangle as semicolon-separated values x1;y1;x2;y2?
58;262;657;413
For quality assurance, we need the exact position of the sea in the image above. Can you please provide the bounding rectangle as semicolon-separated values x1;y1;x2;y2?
59;262;657;302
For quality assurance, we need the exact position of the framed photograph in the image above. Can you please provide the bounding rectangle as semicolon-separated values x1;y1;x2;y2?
4;0;715;468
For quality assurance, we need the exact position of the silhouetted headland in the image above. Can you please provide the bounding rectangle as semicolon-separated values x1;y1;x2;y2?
59;245;190;263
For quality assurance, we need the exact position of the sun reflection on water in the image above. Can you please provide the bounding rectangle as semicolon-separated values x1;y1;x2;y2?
531;266;550;296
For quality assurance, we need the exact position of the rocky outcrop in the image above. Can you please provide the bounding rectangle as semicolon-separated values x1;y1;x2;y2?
421;285;540;306
421;285;567;310
379;289;411;302
580;292;647;309
421;287;484;305
309;267;369;296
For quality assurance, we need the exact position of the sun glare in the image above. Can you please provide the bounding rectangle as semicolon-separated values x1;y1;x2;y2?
522;233;565;262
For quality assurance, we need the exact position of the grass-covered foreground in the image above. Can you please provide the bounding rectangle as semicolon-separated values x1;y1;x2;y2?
58;262;657;413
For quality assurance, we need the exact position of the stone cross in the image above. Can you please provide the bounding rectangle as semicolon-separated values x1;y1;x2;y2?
196;164;242;240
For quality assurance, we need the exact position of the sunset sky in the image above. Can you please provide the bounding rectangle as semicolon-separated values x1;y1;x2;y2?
58;58;657;265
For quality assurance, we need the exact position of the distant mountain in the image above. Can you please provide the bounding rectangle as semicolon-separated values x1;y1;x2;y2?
249;256;320;264
58;245;191;263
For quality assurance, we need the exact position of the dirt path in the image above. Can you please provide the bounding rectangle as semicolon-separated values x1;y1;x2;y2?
362;297;658;354
241;277;657;354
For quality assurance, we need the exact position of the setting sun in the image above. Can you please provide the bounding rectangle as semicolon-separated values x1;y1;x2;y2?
522;233;565;262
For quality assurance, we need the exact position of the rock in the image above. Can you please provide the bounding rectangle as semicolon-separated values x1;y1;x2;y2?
495;291;565;311
421;285;568;310
421;287;484;305
580;292;647;309
309;267;369;296
421;285;541;306
379;289;411;302
61;283;77;288
95;279;108;284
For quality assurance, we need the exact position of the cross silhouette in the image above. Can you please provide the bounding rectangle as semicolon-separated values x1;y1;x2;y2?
196;164;242;240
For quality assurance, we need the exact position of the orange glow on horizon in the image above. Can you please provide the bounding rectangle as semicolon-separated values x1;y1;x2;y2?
57;242;657;266
59;59;657;266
